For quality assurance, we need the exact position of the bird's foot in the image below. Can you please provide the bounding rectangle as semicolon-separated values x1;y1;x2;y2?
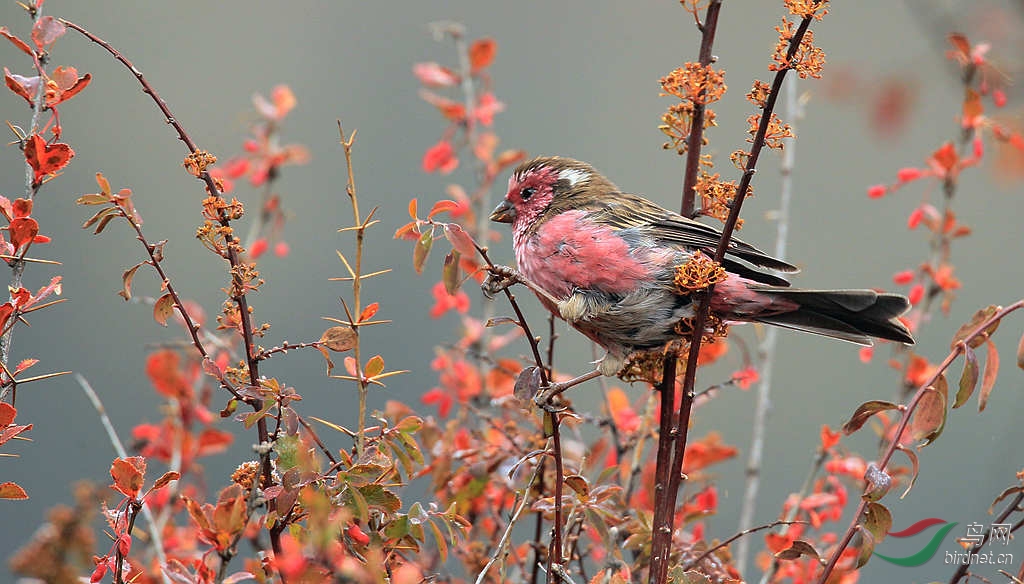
481;264;520;299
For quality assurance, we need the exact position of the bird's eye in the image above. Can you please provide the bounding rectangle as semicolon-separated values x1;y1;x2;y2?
521;187;536;200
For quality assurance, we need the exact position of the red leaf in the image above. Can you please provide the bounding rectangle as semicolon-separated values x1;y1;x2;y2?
0;402;15;426
9;217;39;253
0;27;31;55
110;456;146;498
359;302;379;322
867;184;887;199
444;223;477;256
820;424;841;449
31;16;65;50
12;198;31;219
4;68;37;103
24;134;74;184
469;38;497;72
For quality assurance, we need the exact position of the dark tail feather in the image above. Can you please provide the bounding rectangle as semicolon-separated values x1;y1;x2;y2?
751;288;914;345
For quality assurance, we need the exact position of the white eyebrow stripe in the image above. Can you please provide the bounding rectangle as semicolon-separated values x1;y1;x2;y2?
558;168;588;186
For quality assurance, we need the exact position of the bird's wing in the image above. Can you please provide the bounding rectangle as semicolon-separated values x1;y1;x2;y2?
583;192;798;275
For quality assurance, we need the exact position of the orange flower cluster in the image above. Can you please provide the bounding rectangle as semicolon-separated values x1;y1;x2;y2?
748;112;795;149
659;62;726;155
784;0;830;20
674;250;728;292
771;18;827;79
693;171;750;226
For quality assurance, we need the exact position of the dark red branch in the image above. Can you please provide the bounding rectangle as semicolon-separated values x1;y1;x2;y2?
680;0;723;218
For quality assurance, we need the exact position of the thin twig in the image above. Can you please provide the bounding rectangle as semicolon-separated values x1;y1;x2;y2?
475;463;545;584
682;520;806;571
737;72;802;574
61;19;283;573
76;374;172;584
680;0;723;218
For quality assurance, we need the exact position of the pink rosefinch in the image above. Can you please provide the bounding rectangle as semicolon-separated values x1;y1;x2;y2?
489;156;913;376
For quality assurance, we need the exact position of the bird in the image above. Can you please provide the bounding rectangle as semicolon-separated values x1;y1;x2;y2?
488;156;914;377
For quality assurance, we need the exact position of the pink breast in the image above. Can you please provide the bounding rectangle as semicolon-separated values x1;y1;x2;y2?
515;211;651;298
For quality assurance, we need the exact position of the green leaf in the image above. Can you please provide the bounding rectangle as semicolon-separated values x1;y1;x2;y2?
413;230;433;274
953;347;979;409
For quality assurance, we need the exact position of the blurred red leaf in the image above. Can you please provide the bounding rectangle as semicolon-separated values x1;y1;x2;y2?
0;27;32;56
31;16;65;49
469;38;496;72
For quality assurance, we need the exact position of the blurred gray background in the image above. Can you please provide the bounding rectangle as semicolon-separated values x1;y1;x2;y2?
1;1;1023;582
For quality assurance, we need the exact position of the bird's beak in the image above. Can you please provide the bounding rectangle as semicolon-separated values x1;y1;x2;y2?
490;199;516;223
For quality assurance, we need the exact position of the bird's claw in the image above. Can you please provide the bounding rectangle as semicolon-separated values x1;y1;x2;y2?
481;264;520;299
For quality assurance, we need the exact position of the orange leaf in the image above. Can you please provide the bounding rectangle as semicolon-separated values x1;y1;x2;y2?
110;456;146;498
962;88;983;127
24;134;73;184
0;27;32;56
948;33;971;59
428;199;460;218
408;197;418;219
0;481;28;500
359;302;379;322
150;471;180;492
469;38;497;73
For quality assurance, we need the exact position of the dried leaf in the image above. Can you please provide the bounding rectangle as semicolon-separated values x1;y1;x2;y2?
979;338;999;412
319;326;356;352
118;262;144;301
854;525;876;569
514;366;542;401
1017;332;1024;371
442;251;460;294
953;347;979;409
153;293;175;327
896;445;920;498
910;385;947;447
774;540;820;561
564;475;589;498
863;502;892;544
950;305;1000;350
842;400;899;435
150;471;180;491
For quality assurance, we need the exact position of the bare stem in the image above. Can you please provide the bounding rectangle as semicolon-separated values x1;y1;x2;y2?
680;0;723;218
736;72;802;574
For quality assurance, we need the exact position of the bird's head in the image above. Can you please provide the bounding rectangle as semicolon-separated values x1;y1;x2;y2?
490;156;616;227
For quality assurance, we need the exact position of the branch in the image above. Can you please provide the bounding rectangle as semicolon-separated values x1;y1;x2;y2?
61;19;284;576
816;299;1024;583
